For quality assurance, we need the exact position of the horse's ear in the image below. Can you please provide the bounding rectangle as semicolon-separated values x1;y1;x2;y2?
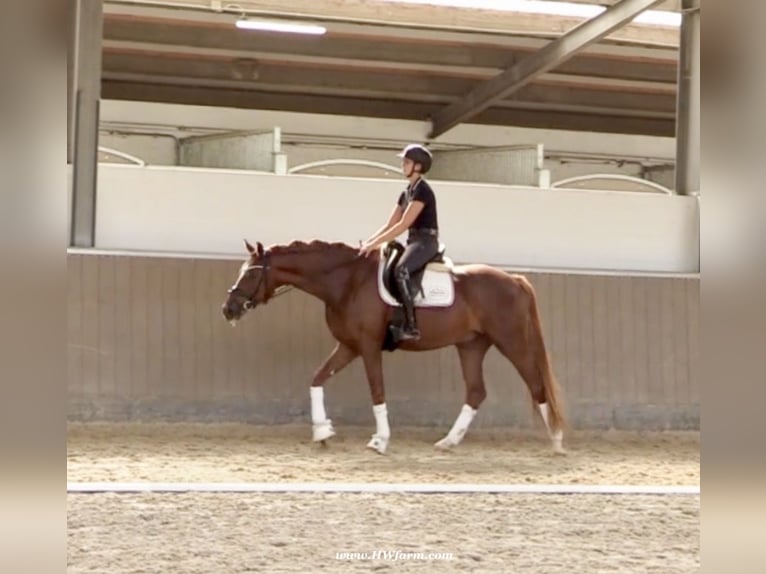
244;239;256;254
256;242;264;256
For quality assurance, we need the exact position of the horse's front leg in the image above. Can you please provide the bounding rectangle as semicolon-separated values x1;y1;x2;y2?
360;346;390;454
310;342;358;443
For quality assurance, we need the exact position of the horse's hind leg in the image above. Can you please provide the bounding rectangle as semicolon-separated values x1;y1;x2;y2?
310;342;358;442
435;336;491;450
491;331;566;454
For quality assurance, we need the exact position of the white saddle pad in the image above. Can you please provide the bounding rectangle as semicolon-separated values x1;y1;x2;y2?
377;249;455;308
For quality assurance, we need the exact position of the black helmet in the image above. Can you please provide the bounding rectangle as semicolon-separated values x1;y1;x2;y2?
397;143;432;174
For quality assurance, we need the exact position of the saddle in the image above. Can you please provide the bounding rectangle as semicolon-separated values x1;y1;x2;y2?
377;241;455;309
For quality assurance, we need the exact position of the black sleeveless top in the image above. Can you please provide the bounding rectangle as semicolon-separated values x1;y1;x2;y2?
397;178;438;231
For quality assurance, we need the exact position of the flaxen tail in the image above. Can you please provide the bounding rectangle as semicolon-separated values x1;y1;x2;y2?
520;279;567;433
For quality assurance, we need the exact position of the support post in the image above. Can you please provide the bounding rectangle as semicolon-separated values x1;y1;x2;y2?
71;0;103;247
674;0;700;195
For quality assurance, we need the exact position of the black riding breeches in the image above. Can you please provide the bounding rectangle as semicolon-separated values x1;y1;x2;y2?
394;236;439;280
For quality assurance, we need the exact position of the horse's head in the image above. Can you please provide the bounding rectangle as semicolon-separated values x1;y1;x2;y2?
222;239;270;323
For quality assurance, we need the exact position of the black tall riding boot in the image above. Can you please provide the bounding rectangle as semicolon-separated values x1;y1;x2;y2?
395;270;420;341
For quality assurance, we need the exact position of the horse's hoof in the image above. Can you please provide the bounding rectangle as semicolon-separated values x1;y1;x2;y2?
312;421;335;443
434;437;456;450
366;435;388;455
553;446;568;456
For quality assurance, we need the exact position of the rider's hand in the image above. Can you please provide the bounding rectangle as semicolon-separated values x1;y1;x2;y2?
359;242;376;257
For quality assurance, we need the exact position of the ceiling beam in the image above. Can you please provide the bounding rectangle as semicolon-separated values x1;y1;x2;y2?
428;0;663;138
104;1;680;47
102;18;678;83
101;51;675;114
102;71;674;118
537;0;681;10
102;79;675;137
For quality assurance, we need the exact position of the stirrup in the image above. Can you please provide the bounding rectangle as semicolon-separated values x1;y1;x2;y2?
393;325;420;341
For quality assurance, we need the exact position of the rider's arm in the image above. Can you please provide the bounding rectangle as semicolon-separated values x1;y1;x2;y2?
364;204;403;244
366;201;424;248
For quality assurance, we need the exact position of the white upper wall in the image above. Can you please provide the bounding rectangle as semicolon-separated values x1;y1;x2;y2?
80;164;699;274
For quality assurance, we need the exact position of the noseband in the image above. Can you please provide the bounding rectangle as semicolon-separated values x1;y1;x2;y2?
228;251;272;308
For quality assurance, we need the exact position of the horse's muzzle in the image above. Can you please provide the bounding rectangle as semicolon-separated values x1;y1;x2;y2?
222;301;242;322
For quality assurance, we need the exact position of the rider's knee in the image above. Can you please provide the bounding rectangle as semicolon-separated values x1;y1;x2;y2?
395;265;410;280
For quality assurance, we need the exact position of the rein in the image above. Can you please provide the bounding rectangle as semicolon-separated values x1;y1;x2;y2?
229;246;365;307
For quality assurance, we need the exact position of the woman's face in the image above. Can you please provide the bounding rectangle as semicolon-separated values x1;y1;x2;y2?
401;158;415;176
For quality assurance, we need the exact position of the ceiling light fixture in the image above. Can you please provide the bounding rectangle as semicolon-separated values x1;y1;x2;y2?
235;17;327;35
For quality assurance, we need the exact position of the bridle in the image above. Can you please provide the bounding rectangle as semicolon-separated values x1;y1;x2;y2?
227;251;280;309
227;245;364;310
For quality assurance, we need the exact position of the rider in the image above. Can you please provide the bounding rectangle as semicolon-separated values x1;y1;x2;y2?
359;143;440;341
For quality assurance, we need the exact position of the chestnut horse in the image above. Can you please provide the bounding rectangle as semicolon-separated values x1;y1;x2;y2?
222;239;566;455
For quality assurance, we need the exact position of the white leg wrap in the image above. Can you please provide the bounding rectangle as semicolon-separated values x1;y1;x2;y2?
538;402;564;453
366;403;390;454
435;404;476;450
310;386;334;442
310;386;327;423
